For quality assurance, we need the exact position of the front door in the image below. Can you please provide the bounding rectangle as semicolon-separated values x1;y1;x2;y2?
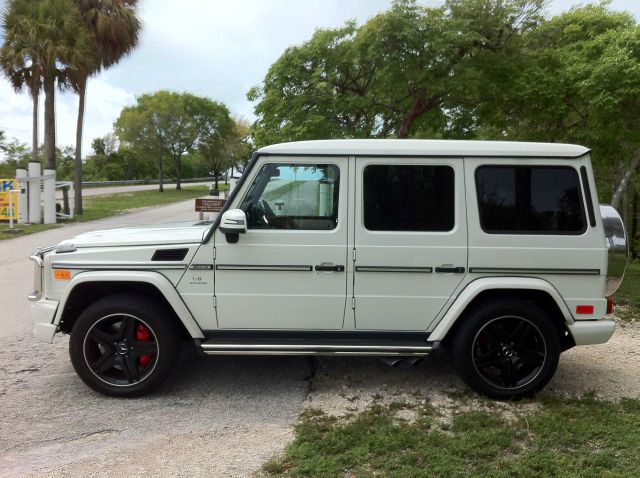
353;157;468;330
214;158;349;329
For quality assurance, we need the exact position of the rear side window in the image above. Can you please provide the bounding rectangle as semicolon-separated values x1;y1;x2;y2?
363;165;455;231
475;166;586;234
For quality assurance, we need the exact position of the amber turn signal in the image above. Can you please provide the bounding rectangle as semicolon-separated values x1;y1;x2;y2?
54;270;71;280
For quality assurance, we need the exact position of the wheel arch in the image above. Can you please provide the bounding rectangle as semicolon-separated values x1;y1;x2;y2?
54;271;204;339
429;277;574;349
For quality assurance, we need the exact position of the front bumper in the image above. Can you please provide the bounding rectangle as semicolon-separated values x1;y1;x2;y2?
567;320;616;346
30;298;59;343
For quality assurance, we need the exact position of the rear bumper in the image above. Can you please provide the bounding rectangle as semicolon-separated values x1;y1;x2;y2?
30;298;59;343
567;320;616;346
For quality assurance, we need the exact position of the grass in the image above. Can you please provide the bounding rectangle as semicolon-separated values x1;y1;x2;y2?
0;222;62;237
613;260;639;322
74;185;211;222
263;397;640;478
0;185;210;239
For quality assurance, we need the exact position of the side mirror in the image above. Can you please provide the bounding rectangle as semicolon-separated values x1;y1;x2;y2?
219;209;247;243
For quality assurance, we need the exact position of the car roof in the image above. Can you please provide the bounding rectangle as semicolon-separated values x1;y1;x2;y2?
257;139;590;158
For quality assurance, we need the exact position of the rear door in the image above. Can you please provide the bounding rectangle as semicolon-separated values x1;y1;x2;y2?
352;157;467;330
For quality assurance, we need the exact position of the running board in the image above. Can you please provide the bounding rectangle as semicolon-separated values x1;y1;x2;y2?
199;339;439;356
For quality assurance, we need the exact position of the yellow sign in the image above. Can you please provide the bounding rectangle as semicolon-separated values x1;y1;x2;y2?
0;179;19;221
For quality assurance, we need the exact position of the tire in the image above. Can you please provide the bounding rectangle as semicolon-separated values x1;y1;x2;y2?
69;293;181;397
451;299;561;400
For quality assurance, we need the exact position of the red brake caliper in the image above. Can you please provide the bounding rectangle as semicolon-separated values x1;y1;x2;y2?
135;323;153;367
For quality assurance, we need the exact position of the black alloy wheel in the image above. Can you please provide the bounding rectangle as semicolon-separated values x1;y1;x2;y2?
70;294;181;397
471;316;546;390
451;299;561;400
83;313;159;387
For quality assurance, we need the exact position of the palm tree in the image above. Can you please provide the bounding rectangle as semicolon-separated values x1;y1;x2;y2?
1;0;43;173
1;0;94;223
72;0;141;214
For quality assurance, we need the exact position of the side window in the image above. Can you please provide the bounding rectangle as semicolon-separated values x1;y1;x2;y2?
475;166;586;234
240;163;340;230
363;165;455;232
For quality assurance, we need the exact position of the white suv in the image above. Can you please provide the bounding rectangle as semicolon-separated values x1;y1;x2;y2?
28;140;628;399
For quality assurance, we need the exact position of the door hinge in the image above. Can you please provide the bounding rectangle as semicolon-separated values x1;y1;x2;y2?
352;248;356;261
213;296;217;308
213;247;216;260
351;297;356;309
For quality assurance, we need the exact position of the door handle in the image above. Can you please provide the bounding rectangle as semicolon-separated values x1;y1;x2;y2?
315;263;345;272
435;266;465;273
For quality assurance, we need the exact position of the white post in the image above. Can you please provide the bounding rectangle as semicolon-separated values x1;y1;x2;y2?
43;169;56;224
67;182;74;219
28;162;41;224
16;168;28;224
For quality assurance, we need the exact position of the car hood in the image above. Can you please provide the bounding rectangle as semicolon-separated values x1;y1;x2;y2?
59;221;211;248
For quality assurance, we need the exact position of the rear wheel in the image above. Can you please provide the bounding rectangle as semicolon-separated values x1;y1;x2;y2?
451;299;561;400
69;294;180;397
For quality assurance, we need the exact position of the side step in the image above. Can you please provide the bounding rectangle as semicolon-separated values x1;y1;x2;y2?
199;337;439;356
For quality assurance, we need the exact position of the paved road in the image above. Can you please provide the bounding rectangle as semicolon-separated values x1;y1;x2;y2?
0;199;310;477
56;181;213;199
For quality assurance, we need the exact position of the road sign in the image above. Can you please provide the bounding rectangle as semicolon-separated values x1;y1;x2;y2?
195;198;226;213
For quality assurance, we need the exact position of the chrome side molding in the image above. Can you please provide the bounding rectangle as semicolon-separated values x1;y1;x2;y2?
200;342;438;356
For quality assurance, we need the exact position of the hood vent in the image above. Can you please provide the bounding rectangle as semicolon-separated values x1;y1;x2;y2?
152;248;189;262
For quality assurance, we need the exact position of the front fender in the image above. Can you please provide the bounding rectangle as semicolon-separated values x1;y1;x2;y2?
53;270;205;339
427;277;573;342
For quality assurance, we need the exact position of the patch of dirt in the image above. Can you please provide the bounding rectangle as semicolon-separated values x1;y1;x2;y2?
307;320;640;421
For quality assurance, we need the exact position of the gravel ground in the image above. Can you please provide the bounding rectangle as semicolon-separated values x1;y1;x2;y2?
307;319;640;420
0;200;310;478
1;199;638;477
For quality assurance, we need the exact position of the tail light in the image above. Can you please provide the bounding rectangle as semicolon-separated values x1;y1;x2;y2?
606;298;614;315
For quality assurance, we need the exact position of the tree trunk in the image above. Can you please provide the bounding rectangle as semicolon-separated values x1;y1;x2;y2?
127;155;134;180
631;187;638;259
175;155;182;190
74;77;86;215
397;94;438;138
158;156;164;192
611;151;640;210
31;87;39;164
28;85;41;224
214;169;219;190
43;76;56;170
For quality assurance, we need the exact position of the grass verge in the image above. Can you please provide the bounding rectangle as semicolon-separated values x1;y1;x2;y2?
0;185;210;240
263;397;640;478
613;260;639;322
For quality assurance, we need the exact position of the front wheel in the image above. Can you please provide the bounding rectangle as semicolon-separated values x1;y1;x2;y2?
451;299;561;400
69;294;181;397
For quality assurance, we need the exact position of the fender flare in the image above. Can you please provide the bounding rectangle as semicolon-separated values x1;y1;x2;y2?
53;270;205;339
428;277;573;342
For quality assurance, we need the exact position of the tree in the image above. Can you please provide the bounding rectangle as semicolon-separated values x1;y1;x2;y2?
0;134;30;177
489;5;640;210
248;0;545;146
226;118;254;174
3;0;93;173
196;101;235;190
0;1;42;168
71;0;141;214
0;0;94;219
115;91;233;191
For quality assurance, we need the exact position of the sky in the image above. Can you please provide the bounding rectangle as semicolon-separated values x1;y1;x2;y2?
1;0;639;160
